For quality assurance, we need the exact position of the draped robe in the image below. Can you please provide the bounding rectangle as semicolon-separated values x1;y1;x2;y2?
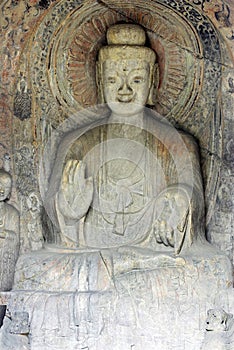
51;110;205;254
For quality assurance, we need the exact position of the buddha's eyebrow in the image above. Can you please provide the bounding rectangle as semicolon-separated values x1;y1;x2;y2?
128;68;146;72
127;70;146;78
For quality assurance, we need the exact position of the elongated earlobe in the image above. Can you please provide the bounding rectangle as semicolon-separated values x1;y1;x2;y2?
96;62;105;104
147;63;159;106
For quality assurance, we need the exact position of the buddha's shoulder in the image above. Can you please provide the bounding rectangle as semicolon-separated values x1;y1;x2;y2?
145;111;198;146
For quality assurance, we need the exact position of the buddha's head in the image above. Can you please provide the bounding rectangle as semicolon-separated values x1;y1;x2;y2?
0;169;12;201
97;24;157;117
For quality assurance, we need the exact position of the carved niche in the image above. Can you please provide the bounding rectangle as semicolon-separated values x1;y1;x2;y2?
12;0;226;249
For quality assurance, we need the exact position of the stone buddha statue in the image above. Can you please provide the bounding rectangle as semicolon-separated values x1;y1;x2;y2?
6;24;232;350
13;24;232;291
54;23;207;258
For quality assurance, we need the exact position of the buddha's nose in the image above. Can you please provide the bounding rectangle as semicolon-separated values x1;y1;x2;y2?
118;81;133;95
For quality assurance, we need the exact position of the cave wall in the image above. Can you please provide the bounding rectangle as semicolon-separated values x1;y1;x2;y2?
0;0;233;258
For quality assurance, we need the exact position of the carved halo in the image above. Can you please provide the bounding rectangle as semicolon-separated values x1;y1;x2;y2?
48;3;202;124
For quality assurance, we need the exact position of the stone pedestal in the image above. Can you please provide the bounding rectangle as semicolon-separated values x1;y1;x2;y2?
0;245;232;350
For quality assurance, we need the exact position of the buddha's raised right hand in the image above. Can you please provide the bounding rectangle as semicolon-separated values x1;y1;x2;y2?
58;160;93;221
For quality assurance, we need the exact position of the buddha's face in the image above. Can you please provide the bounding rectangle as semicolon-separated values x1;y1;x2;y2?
0;174;12;201
103;59;151;116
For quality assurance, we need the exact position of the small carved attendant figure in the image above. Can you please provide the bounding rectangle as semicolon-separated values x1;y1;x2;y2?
26;192;44;251
0;169;20;324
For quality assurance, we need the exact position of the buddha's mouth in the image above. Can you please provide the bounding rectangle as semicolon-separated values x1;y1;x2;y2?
117;95;134;103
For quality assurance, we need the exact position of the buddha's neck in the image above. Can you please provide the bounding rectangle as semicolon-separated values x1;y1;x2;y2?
109;111;144;127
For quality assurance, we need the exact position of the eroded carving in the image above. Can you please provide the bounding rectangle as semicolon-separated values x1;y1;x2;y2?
0;6;233;349
7;28;230;350
201;309;234;350
9;311;29;335
0;311;29;350
50;24;208;258
13;75;31;121
0;169;19;291
0;169;19;326
26;192;44;251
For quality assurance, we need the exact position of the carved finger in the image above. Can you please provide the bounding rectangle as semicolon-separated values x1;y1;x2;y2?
160;235;168;246
76;161;86;187
73;161;82;186
153;220;163;244
156;232;162;244
159;220;168;246
166;229;174;247
72;176;93;215
84;177;94;203
68;160;78;184
62;160;73;185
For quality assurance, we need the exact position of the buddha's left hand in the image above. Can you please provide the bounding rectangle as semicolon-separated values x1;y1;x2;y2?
153;186;190;252
154;218;174;247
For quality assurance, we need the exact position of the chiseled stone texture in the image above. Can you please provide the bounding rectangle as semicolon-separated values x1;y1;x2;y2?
0;1;233;350
7;251;233;349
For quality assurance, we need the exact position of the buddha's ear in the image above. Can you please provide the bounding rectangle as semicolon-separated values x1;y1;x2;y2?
147;63;159;106
96;62;105;104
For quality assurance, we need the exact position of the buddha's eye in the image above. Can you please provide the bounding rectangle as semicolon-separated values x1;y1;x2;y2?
107;77;116;84
132;76;144;84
